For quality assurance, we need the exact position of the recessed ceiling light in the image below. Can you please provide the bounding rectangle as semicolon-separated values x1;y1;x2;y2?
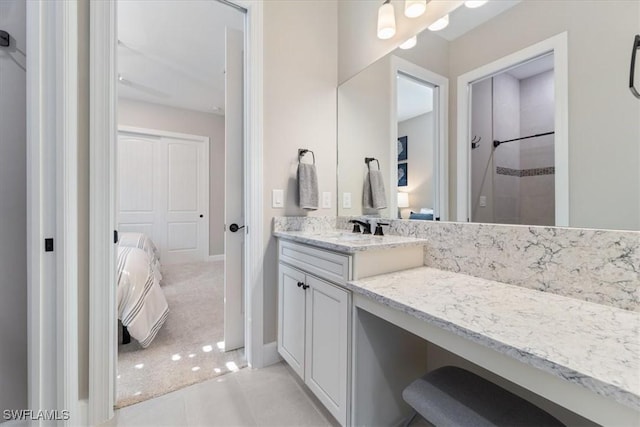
428;14;450;32
465;0;489;8
399;36;417;50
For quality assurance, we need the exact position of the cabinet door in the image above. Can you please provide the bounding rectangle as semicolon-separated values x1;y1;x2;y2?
277;263;307;379
305;275;350;426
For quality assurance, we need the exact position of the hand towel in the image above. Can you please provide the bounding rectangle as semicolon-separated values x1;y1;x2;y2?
363;170;387;210
298;163;319;210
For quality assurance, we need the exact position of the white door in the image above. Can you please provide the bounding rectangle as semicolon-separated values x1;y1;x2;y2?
163;137;209;264
277;263;307;379
224;28;245;351
117;129;209;265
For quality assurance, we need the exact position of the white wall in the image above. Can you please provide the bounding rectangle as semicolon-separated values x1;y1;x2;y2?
0;0;27;417
470;78;493;223
117;98;226;256
397;112;434;213
338;55;392;218
263;0;338;343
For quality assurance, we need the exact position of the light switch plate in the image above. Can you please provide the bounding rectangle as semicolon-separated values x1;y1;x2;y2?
322;192;332;209
272;189;284;208
343;192;352;209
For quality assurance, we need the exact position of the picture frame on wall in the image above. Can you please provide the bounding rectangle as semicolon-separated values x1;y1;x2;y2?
398;163;408;187
397;136;408;162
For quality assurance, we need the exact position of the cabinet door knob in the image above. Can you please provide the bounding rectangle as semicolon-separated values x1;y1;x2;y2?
302;284;310;290
297;281;304;288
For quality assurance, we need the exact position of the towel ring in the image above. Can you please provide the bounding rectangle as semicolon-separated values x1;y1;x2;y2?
298;148;315;165
365;157;380;171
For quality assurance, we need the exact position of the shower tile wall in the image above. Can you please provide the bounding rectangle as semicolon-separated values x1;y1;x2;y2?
493;73;522;224
519;70;555;225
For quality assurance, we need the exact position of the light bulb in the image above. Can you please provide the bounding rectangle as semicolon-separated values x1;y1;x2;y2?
428;14;449;32
377;1;396;40
399;35;417;50
465;0;488;8
404;0;427;18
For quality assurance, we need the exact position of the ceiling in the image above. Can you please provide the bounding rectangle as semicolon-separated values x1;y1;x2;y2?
117;0;244;114
435;0;522;41
397;74;433;122
506;54;554;80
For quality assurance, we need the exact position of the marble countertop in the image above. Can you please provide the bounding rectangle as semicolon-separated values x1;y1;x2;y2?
346;267;640;411
273;230;428;253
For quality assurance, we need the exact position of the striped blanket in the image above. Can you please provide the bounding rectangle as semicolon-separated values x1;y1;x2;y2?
118;232;162;282
117;246;169;348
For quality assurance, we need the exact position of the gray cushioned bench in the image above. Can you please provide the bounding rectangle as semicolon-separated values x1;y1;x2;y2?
402;366;565;427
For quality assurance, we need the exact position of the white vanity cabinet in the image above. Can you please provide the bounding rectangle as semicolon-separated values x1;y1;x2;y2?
277;241;351;426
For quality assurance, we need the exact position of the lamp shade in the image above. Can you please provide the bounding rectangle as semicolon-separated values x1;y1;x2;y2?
377;1;396;40
428;14;449;31
397;192;410;208
404;0;427;18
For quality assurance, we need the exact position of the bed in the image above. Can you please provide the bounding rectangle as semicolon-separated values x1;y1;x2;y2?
117;233;168;348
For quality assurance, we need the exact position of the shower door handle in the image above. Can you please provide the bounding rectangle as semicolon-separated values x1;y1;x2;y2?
630;34;640;99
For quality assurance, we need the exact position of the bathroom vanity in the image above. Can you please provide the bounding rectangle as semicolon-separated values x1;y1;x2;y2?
274;225;640;427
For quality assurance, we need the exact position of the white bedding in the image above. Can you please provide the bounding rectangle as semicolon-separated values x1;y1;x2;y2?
118;232;162;282
117;246;169;348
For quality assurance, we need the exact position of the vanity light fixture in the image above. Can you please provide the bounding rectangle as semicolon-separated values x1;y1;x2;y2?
377;0;396;40
404;0;427;18
464;0;488;8
428;14;449;31
399;35;417;50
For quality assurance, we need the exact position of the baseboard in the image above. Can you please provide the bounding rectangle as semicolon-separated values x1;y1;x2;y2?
207;254;225;262
262;341;282;367
75;399;88;427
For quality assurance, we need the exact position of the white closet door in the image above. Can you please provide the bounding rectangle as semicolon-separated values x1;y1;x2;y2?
163;137;208;264
117;133;162;242
117;130;209;265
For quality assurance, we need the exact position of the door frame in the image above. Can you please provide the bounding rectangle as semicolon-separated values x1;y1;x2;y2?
89;1;264;423
456;32;569;225
390;56;449;221
117;125;211;263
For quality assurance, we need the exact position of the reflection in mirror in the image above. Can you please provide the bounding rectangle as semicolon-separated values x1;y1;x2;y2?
337;55;448;220
470;54;556;226
337;0;640;230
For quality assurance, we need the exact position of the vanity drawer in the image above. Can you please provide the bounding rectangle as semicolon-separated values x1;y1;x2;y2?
279;240;352;285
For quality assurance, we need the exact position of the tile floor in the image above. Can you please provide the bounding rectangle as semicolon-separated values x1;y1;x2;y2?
104;362;339;427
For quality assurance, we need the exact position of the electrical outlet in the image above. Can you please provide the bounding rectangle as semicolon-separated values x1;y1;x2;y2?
343;192;352;209
479;196;487;207
322;192;332;209
272;189;284;208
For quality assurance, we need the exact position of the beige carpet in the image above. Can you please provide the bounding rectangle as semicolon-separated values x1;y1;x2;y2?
116;261;247;408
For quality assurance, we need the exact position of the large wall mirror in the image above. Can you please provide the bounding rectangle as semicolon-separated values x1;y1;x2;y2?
337;0;640;231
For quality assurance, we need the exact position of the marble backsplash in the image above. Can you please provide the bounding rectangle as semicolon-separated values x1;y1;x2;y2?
273;216;337;233
336;217;639;312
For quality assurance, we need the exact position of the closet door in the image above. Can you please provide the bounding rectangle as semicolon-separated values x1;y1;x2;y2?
117;130;209;265
162;137;209;264
117;132;162;242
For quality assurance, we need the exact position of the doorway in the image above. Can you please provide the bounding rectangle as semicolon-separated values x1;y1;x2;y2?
456;33;569;226
113;0;246;408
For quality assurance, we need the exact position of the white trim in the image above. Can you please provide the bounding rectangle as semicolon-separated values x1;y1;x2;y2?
390;56;449;221
236;0;265;369
89;0;117;424
262;341;283;367
118;125;210;143
208;254;226;262
456;32;569;225
27;1;81;425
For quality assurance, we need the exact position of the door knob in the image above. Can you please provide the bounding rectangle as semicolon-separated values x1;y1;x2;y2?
200;214;204;218
302;284;310;290
297;281;304;288
229;223;245;232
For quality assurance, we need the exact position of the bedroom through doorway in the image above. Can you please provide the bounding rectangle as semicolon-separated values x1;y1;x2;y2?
113;0;247;408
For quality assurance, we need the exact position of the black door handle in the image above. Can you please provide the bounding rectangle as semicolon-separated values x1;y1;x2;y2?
229;223;245;232
297;281;304;288
302;284;309;290
200;214;204;218
630;34;640;99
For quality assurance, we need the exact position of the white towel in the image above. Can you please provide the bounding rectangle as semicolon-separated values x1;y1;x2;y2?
363;170;387;210
298;163;318;210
